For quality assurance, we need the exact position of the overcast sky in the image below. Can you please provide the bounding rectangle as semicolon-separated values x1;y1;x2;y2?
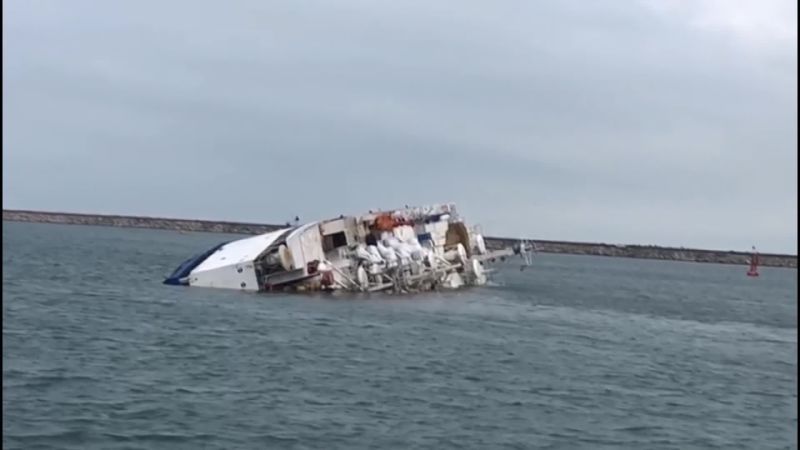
3;0;797;252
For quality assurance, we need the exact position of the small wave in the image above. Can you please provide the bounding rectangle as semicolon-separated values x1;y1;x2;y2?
102;432;216;442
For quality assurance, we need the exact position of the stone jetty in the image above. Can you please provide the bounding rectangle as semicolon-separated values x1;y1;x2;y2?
3;209;796;268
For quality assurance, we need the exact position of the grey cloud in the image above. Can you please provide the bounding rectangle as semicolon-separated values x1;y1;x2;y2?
3;0;796;252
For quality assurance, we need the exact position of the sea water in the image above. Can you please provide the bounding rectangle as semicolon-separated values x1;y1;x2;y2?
3;222;797;449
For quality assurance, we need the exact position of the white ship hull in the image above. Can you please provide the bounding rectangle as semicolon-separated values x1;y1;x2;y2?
164;203;529;294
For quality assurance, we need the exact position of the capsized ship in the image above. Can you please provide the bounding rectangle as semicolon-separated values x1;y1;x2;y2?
164;204;532;293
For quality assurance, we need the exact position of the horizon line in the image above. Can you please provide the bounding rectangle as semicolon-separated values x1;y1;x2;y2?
3;208;796;258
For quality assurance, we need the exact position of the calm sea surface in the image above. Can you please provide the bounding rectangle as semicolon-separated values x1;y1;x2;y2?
3;222;797;449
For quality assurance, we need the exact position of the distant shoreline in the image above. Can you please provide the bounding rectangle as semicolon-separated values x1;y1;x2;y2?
3;209;796;269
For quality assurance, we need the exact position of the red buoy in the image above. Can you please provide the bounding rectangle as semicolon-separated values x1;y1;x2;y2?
747;246;760;277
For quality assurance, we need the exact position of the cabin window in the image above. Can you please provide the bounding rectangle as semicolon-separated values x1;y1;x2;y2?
323;231;348;251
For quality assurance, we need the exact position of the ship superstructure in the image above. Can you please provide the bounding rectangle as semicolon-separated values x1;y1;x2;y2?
164;204;531;293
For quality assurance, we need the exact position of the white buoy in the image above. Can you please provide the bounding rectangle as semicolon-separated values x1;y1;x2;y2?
356;266;369;288
443;272;464;289
475;234;487;254
456;243;468;266
471;258;487;285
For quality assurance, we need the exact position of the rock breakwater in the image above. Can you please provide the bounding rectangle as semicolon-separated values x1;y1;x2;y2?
4;209;796;268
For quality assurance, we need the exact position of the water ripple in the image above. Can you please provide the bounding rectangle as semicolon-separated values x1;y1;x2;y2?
3;222;797;450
